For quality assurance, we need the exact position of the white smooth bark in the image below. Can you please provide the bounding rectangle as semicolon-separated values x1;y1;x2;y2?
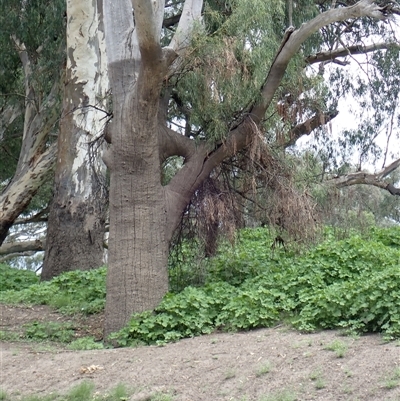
103;0;138;64
169;0;203;52
65;0;109;200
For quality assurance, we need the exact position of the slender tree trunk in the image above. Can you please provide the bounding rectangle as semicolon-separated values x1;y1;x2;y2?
0;40;60;246
41;0;108;280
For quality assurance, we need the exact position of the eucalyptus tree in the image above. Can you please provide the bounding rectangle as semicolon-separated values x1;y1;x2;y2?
41;0;109;280
102;0;400;336
0;0;65;245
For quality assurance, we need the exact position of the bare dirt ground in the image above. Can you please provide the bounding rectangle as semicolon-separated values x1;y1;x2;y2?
1;304;400;401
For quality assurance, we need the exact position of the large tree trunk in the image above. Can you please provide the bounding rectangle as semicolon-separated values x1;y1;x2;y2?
103;10;172;332
41;0;109;280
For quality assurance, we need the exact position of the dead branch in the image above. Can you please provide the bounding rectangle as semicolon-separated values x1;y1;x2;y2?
283;110;338;148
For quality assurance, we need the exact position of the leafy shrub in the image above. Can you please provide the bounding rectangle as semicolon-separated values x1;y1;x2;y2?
67;337;104;350
0;266;107;314
0;264;39;291
112;226;400;345
23;321;75;342
111;282;237;345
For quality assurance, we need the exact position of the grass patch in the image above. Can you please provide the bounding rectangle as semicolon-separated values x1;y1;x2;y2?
23;321;75;343
256;362;272;377
0;382;133;401
324;339;348;358
67;337;104;351
383;367;400;389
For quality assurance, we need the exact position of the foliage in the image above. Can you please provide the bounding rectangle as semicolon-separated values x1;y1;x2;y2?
0;264;39;291
3;227;400;346
112;226;400;345
67;337;105;350
23;321;75;343
0;267;107;314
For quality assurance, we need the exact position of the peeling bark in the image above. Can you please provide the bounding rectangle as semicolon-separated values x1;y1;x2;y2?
41;0;109;280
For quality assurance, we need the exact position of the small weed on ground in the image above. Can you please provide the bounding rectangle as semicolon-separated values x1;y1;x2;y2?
256;361;272;377
324;339;348;358
224;369;236;380
383;367;400;389
0;382;133;401
67;337;104;351
309;369;326;390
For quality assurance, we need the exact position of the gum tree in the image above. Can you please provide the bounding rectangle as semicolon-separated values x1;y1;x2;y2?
102;0;399;336
41;0;109;280
0;0;65;245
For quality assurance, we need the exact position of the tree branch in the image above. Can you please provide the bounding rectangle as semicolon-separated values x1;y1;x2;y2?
306;42;398;65
0;251;39;264
13;207;49;225
0;103;22;142
0;239;45;256
168;0;203;53
329;158;400;196
283;110;338;148
163;13;182;28
132;0;165;57
159;125;197;162
250;0;389;124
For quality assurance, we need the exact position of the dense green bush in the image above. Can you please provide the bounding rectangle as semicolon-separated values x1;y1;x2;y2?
112;226;400;345
2;227;400;346
0;266;107;314
0;264;39;291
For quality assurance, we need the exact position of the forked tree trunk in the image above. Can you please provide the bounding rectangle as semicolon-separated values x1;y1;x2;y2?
41;0;108;280
102;0;391;338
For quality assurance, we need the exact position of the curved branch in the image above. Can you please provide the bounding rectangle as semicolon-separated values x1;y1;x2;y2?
0;142;57;245
329;158;400;196
159;125;197;162
250;0;388;124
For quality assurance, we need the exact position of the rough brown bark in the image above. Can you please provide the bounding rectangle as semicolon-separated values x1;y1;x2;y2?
104;53;171;334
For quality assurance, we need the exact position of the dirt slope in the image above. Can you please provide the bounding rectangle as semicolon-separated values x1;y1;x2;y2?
1;304;400;400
